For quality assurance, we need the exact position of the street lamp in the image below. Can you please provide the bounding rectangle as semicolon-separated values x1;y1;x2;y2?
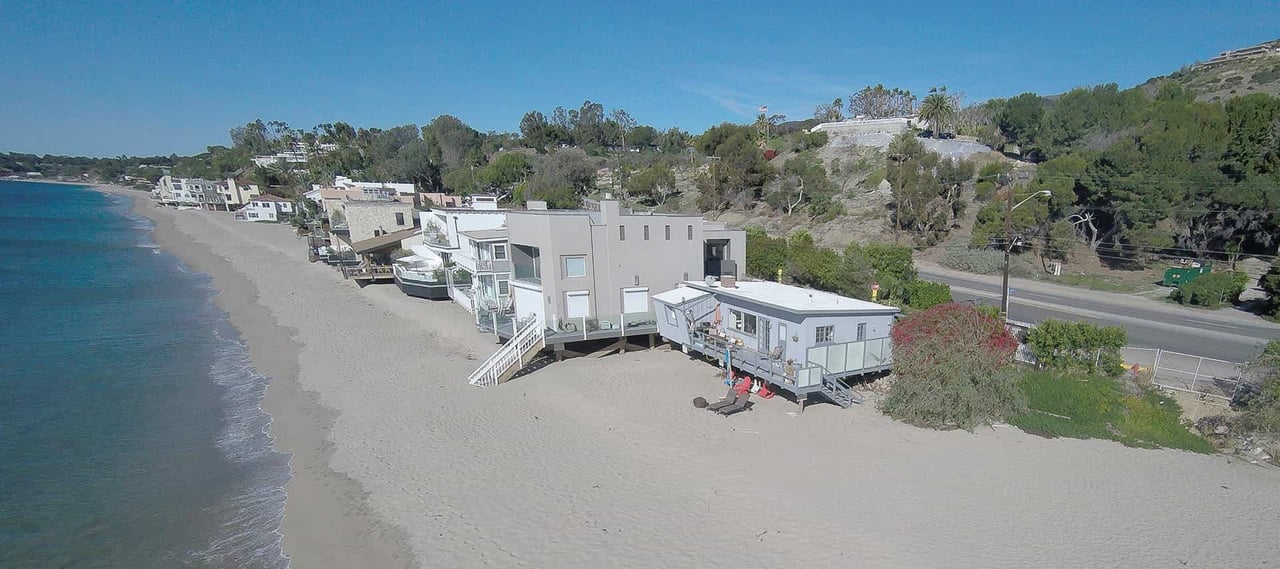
1001;187;1051;320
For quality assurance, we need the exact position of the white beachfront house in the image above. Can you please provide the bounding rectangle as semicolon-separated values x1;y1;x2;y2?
417;195;510;318
236;195;295;222
156;175;226;209
652;279;900;411
311;176;415;201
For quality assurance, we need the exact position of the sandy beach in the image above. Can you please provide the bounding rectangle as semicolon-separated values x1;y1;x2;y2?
105;186;1280;568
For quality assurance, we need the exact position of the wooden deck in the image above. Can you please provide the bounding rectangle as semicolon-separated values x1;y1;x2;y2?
342;265;395;283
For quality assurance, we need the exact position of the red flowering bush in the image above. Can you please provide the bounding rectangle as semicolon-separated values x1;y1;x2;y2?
882;303;1026;430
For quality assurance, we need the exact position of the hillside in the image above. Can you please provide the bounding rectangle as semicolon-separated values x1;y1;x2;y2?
1142;39;1280;102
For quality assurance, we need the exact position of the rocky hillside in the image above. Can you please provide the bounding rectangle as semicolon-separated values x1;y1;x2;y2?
1142;39;1280;102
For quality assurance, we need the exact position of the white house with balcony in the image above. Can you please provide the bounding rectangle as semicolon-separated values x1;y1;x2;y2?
156;175;226;209
236;195;295;222
312;176;415;200
416;195;509;319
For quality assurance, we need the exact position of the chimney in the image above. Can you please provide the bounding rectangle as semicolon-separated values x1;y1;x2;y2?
600;199;621;223
720;274;737;288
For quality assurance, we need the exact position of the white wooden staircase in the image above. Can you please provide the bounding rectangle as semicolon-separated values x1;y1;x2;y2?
466;318;546;387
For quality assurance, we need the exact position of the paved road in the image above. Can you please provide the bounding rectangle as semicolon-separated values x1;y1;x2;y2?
919;269;1280;363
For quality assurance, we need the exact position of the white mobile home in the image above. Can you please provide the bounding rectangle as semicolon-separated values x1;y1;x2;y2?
653;279;900;410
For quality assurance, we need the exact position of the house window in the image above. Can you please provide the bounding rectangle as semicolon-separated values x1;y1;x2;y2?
493;244;507;260
730;309;757;336
643;225;650;240
395;212;405;226
619;225;626;241
498;279;510;296
815;325;835;344
563;255;587;278
856;323;867;342
665;225;671;240
248;212;259;218
687;225;694;240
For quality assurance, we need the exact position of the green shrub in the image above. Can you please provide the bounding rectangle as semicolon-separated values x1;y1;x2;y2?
1010;371;1214;453
905;280;952;310
745;227;788;280
793;130;829;151
974;180;996;201
939;247;1005;274
864;168;885;189
1026;319;1127;376
1261;261;1280;318
882;304;1025;430
1170;271;1246;308
1239;340;1280;437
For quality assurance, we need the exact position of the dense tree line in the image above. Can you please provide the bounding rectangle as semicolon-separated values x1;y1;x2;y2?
964;84;1280;261
0;152;178;182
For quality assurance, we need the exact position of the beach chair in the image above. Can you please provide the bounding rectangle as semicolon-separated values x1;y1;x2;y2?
706;388;741;412
716;392;753;416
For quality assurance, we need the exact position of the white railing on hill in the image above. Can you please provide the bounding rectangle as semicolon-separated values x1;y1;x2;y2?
467;318;545;387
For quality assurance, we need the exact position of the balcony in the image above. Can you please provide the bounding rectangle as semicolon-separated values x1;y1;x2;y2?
476;258;512;273
424;231;452;248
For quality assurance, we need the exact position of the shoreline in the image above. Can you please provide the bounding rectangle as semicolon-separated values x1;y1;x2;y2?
32;180;1280;568
91;184;413;569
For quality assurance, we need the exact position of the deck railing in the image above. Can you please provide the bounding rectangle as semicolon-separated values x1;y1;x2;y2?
342;265;394;280
467;317;545;387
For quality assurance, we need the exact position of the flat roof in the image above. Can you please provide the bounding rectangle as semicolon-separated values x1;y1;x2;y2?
351;228;420;254
651;288;711;305
458;228;508;242
684;280;899;315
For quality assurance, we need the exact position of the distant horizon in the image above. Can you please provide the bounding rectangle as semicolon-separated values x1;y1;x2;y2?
2;1;1278;157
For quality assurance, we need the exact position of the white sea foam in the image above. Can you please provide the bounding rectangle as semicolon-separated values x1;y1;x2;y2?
190;310;291;568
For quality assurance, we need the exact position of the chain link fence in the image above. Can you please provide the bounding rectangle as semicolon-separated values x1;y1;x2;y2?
1122;347;1249;403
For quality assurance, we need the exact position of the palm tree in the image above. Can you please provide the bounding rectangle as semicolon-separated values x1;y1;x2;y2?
918;92;955;139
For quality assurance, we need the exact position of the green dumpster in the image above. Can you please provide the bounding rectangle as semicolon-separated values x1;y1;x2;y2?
1162;262;1212;287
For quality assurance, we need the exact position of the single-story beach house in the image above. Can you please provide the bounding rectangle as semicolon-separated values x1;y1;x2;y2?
652;279;900;410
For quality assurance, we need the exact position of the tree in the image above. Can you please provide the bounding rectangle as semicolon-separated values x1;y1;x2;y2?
745;227;788;280
422;115;482;169
519;111;550;153
769;151;838;217
525;148;595;208
695;123;774;211
881;304;1025;430
886;132;973;243
610;109;637;150
229;119;273;155
627;163;677;206
571;100;606;147
813;97;845;122
918;88;955;137
376;140;441;191
996;93;1046;152
477;152;532;197
1260;261;1280;318
848;84;916;119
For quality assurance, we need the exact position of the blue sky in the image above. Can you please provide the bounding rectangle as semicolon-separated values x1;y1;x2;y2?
2;0;1278;157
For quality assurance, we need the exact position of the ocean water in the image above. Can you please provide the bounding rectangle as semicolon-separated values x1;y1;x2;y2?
0;181;290;568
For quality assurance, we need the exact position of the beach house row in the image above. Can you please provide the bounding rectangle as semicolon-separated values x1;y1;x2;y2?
154;175;262;210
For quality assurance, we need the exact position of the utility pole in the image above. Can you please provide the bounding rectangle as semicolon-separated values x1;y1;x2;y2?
1001;174;1013;319
1000;182;1051;322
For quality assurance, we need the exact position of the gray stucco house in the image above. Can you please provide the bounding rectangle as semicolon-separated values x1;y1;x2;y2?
504;199;745;346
